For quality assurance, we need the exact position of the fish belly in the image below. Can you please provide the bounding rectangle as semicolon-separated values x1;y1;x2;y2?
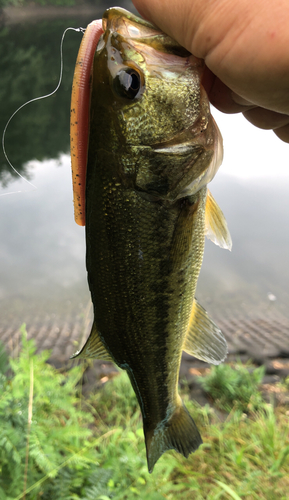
86;159;206;470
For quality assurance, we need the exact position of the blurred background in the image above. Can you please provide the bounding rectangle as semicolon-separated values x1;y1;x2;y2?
0;0;288;362
1;4;288;497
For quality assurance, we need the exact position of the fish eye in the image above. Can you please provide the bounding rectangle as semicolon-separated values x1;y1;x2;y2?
113;68;142;100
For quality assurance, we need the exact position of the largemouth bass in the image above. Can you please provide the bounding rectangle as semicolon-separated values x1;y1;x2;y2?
70;7;232;473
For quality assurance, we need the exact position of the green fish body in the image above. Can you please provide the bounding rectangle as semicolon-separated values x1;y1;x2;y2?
71;7;232;472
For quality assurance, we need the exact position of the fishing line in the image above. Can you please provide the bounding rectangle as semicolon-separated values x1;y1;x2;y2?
1;26;85;197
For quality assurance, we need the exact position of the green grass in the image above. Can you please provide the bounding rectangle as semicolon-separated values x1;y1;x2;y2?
196;361;266;412
0;325;288;499
88;370;289;500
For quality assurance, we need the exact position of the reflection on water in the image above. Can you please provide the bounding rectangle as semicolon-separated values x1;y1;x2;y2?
0;19;79;184
197;173;289;318
1;156;288;327
0;0;137;185
0;3;288;329
0;156;89;325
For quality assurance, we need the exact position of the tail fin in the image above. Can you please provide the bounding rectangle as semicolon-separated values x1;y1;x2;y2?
145;403;202;473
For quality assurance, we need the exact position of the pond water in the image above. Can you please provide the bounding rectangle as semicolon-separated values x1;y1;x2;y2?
1;0;288;331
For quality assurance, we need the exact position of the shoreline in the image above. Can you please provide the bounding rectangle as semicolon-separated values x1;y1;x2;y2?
3;5;100;25
2;1;136;25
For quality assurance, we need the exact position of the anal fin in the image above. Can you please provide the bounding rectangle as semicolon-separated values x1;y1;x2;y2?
183;299;227;364
70;321;113;362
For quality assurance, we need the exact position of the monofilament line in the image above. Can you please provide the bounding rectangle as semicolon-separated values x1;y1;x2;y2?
1;26;85;197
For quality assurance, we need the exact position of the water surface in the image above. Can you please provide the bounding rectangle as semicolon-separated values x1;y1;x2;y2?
1;3;288;331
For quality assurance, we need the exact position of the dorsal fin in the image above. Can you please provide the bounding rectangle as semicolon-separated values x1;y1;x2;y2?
205;189;232;250
183;299;227;365
70;321;113;361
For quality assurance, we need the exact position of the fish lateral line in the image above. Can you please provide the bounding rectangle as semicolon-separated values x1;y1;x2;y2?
1;26;85;198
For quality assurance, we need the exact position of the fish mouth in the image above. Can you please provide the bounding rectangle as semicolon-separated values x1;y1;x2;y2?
102;7;156;32
102;7;191;57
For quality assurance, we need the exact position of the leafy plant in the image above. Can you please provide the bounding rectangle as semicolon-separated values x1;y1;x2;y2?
197;361;265;412
0;326;180;500
283;375;289;390
0;340;9;375
0;329;288;500
0;325;111;499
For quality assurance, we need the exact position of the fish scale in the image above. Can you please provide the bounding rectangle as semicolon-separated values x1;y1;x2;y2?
70;7;231;472
86;162;206;464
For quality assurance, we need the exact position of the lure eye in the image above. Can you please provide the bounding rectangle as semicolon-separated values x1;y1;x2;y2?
113;68;142;99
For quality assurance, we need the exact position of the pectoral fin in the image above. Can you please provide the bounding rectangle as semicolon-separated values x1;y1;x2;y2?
70;321;113;361
205;189;232;250
183;299;227;364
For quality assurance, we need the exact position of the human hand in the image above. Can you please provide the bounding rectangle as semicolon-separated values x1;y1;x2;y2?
132;0;289;142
